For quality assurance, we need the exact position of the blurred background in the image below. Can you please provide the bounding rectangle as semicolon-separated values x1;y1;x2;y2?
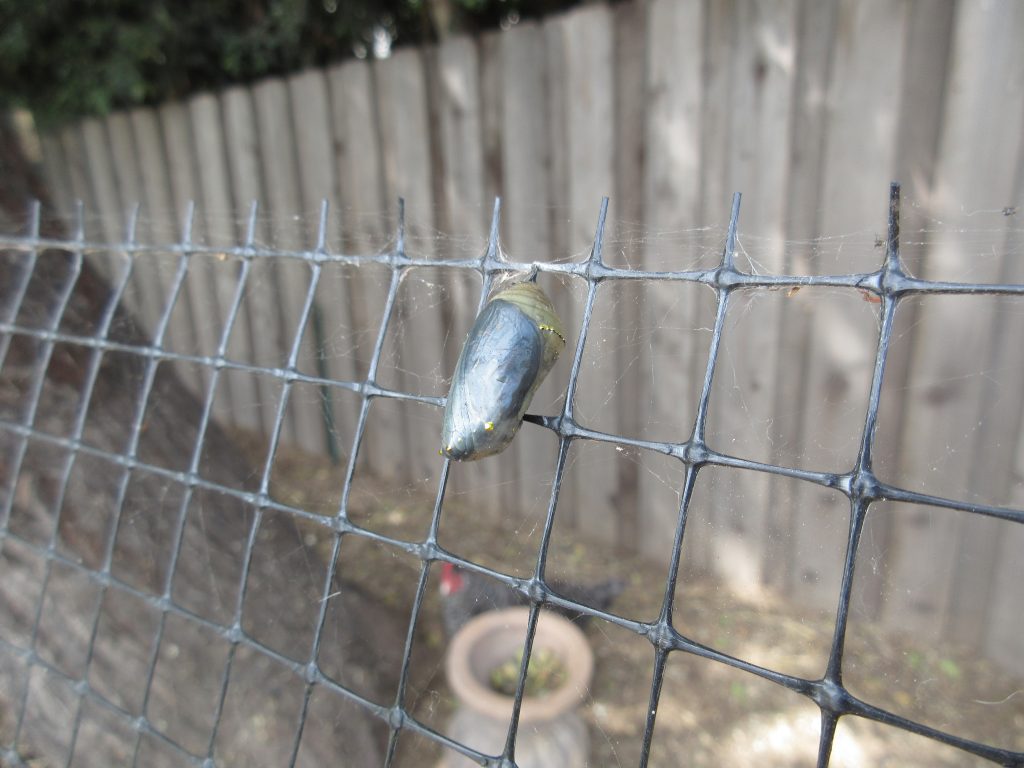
1;0;1022;766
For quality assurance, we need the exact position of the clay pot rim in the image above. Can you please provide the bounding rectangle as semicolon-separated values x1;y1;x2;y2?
445;607;594;723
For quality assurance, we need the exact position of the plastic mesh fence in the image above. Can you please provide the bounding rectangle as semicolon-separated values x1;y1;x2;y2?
1;183;1023;768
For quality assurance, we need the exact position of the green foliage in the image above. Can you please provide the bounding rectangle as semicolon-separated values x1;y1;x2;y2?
0;0;581;128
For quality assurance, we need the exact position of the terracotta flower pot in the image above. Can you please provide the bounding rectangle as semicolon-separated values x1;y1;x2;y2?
442;607;594;768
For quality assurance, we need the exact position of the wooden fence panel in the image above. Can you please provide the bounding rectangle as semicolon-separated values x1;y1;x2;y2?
189;92;255;432
80;119;124;247
289;68;360;457
23;0;1024;672
65;123;108;282
127;107;205;398
500;21;553;527
856;0;958;622
761;0;841;594
609;0;646;554
220;85;279;440
986;367;1024;671
251;78;328;456
38;133;73;224
58;126;97;240
104;112;156;336
327;59;399;481
560;5;618;544
640;0;705;566
699;0;798;599
881;0;1024;643
374;48;446;488
159;101;219;398
434;36;505;523
788;0;910;614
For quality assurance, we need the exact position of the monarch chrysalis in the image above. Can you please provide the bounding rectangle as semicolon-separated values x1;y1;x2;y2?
441;278;566;461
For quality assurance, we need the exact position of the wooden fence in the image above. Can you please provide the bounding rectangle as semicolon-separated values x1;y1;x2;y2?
29;0;1024;676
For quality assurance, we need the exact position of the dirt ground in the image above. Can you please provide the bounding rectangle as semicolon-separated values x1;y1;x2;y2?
262;442;1024;768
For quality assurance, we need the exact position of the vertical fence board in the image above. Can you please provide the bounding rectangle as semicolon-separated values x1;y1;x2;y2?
475;31;519;519
640;0;704;562
105;112;161;341
933;4;1024;651
190;92;254;431
327;59;399;480
129;107;205;398
189;93;237;248
499;20;550;259
682;0;736;579
478;32;502;211
435;36;505;521
375;48;445;485
159;101;228;420
972;157;1024;671
986;358;1024;674
221;85;279;440
79;118;125;287
105;114;143;229
501;21;551;523
80;118;125;245
883;0;1024;641
562;5;618;543
220;86;266;233
434;37;485;375
611;0;647;553
252;78;328;455
702;0;798;597
289;68;359;457
38;133;74;223
853;0;958;622
761;0;840;593
536;13;579;530
71;123;114;282
789;0;909;613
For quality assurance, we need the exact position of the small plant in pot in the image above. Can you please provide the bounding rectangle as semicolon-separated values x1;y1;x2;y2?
442;607;595;768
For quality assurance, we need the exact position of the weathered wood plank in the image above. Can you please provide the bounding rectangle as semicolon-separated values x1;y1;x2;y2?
104;114;142;227
129;106;204;397
679;0;735;579
985;336;1024;674
639;0;704;563
190;92;254;431
75;119;122;310
251;77;328;455
79;118;123;246
700;0;798;597
789;0;910;613
221;85;280;440
884;0;1024;641
374;48;446;486
288;67;358;460
159;101;224;415
326;58;398;481
609;0;647;554
38;132;74;223
467;30;517;520
857;0;957;621
975;143;1024;674
104;111;162;341
434;35;506;522
762;0;840;594
560;4;618;543
500;20;552;525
